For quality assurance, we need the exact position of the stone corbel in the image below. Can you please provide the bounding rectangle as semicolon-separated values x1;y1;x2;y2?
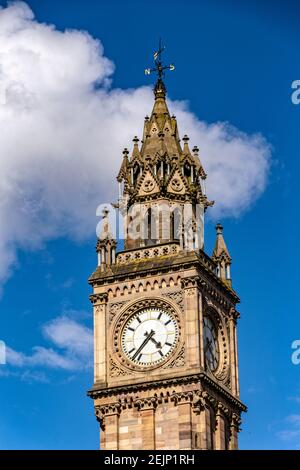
95;401;121;431
171;390;194;406
230;412;241;431
181;276;199;290
95;406;105;431
229;307;240;321
192;391;205;415
134;397;158;411
90;292;108;305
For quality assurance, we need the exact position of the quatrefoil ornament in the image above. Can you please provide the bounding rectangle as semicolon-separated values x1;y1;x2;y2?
143;179;155;192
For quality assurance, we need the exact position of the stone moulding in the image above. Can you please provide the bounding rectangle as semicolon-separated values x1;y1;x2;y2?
88;372;247;413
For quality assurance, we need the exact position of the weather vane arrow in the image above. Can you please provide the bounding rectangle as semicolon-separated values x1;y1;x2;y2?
144;38;175;80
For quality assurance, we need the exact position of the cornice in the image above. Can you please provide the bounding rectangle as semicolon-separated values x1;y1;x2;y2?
89;250;239;305
88;372;247;412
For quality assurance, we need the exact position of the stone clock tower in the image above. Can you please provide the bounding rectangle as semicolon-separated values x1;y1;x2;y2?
88;49;246;450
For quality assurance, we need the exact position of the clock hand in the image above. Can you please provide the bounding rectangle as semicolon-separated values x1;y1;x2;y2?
132;330;155;360
149;335;162;349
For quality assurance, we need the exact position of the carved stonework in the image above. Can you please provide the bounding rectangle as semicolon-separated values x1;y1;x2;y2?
109;300;130;323
171;390;194;405
116;243;179;265
95;304;105;314
181;276;199;289
109;357;132;378
134;397;158;410
90;292;108;305
162;290;184;311
163;345;185;369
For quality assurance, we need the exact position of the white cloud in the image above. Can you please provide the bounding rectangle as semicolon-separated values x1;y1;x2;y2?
43;316;93;357
6;345;78;370
6;315;93;372
0;2;271;285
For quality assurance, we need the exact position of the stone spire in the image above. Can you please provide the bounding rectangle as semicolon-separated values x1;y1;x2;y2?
212;223;232;285
115;42;213;251
96;208;117;270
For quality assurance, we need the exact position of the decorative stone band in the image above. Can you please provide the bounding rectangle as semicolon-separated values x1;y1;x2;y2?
89;373;247;413
116;242;180;265
94;388;243;432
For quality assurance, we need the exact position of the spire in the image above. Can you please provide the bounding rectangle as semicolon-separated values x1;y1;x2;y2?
130;136;141;161
212;223;232;285
116;40;213;214
96;208;117;270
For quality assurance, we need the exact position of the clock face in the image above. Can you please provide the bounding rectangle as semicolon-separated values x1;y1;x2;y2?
204;316;219;371
122;308;179;367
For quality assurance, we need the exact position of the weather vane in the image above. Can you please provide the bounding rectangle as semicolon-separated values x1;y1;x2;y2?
145;38;175;80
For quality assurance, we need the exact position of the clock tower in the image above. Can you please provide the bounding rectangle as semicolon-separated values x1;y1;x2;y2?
88;48;246;450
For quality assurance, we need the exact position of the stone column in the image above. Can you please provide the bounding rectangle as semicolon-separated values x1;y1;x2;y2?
198;290;205;368
105;412;120;450
229;413;240;450
178;402;192;449
173;392;193;450
228;315;237;396
193;392;214;450
182;277;200;369
90;293;108;385
215;403;227;450
95;404;120;450
136;398;157;450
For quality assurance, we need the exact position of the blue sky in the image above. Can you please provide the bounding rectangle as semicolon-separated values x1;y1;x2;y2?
0;0;300;450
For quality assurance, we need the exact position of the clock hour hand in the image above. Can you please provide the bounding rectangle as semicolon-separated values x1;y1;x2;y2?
132;330;155;360
149;335;162;349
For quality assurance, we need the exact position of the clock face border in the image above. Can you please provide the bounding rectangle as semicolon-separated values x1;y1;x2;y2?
112;298;183;372
203;306;229;382
121;307;179;367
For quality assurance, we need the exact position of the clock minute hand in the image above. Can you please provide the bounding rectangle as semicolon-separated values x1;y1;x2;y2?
132;330;155;360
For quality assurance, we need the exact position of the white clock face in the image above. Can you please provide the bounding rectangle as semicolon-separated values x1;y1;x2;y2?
122;308;179;367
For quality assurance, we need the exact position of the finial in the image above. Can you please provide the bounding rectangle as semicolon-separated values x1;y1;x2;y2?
216;223;223;235
133;136;139;145
144;38;175;96
123;148;129;158
192;145;199;156
183;135;189;143
145;115;149;121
